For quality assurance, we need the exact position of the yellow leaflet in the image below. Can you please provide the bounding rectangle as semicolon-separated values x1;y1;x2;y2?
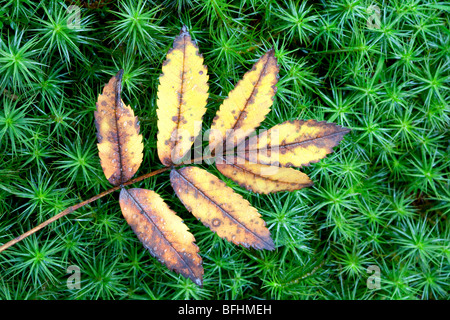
170;166;274;250
242;120;351;168
95;70;143;186
119;188;203;286
209;49;279;154
157;26;209;166
216;156;313;194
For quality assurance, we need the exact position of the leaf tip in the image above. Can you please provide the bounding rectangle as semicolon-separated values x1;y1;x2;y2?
260;237;275;251
115;69;124;82
342;126;352;135
180;25;189;35
194;277;203;287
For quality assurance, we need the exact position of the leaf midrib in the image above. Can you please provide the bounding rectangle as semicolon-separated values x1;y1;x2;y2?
244;129;350;152
172;32;187;158
113;73;125;184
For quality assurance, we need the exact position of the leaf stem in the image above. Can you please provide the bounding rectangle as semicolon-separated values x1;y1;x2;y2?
0;167;169;253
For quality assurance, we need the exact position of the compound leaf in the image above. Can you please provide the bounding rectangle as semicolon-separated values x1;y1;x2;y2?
119;188;203;286
91;31;351;287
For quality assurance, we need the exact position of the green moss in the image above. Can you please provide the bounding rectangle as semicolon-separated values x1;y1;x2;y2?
0;0;448;300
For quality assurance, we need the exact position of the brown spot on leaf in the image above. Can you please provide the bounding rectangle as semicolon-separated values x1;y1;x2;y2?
212;218;221;227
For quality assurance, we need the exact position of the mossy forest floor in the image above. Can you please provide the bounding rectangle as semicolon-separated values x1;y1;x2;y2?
0;0;448;299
